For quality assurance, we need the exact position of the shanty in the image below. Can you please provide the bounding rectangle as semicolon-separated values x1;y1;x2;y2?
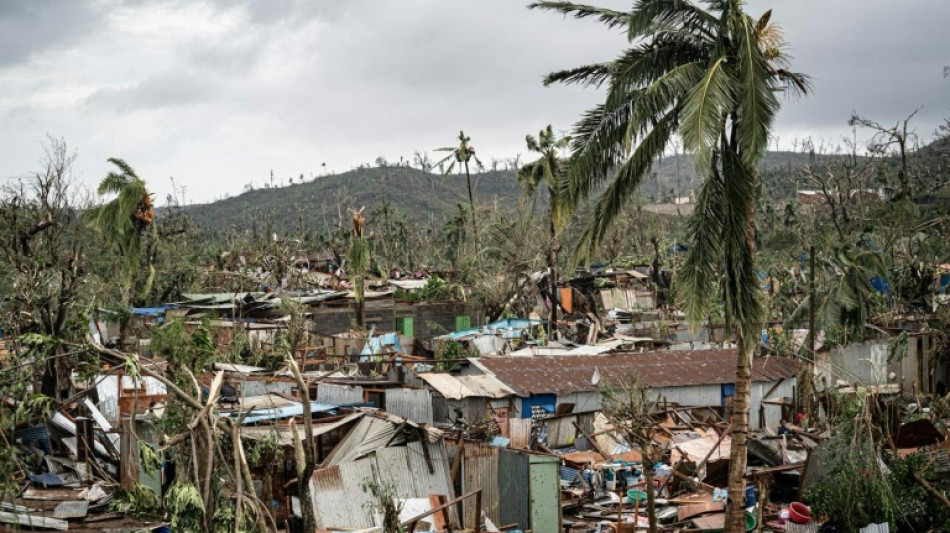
2;3;949;533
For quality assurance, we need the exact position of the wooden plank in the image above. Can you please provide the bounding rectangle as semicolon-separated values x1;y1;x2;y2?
678;502;725;521
428;494;448;532
691;513;725;530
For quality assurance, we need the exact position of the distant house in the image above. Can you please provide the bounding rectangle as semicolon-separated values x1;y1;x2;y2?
466;349;801;429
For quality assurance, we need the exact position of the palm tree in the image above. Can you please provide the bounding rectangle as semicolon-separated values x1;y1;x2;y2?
436;131;483;265
786;245;886;337
85;158;153;263
519;125;572;336
531;2;808;530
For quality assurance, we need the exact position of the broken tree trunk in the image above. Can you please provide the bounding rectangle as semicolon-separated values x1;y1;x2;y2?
288;355;317;533
119;416;139;491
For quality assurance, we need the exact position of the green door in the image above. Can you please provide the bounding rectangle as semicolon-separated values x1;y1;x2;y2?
529;455;561;533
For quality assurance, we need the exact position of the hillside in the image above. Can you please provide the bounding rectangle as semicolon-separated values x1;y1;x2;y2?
178;150;851;234
181;166;525;233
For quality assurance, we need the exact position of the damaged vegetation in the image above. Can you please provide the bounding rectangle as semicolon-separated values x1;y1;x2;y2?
0;3;949;533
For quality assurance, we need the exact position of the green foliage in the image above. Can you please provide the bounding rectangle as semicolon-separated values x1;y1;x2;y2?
85;158;152;267
802;435;898;531
434;340;476;371
244;433;281;469
139;442;161;476
110;483;160;518
150;319;216;375
394;276;453;302
164;482;206;532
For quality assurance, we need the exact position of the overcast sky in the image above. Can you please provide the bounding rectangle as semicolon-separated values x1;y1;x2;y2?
1;0;948;203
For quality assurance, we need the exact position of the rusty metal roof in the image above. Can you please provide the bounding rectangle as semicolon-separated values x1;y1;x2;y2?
477;350;801;396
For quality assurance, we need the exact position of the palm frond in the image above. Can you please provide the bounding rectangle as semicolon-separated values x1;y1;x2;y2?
573;110;676;263
719;144;762;347
676;151;726;328
627;0;717;41
624;61;705;151
680;56;733;170
566;100;639;206
734;14;780;167
543;63;613;88
528;2;629;29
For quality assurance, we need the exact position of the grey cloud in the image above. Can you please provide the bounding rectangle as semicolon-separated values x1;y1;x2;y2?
82;70;221;113
0;0;948;202
0;1;103;67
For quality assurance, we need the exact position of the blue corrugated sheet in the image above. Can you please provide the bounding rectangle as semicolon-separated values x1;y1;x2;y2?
437;318;546;341
560;465;579;483
232;401;340;425
15;425;51;454
29;472;65;487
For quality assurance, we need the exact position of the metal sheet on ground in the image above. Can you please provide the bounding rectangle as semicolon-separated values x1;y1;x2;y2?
53;500;89;519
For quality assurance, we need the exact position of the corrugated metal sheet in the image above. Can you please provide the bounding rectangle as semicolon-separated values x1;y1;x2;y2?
317;383;364;405
312;441;457;529
478;350;801;396
310;460;377;529
816;340;893;391
498;449;531;530
462;445;500;527
556;391;601;413
650;384;722;408
418;373;515;400
241;379;294;398
232;401;339;425
508;419;532;450
751;379;794;429
323;416;399;466
384;388;434;425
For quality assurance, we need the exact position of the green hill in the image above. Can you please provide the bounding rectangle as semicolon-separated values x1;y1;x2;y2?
177;149;885;234
181;166;525;233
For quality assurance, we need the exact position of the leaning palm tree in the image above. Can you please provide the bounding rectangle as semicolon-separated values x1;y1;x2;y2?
435;131;483;265
85;158;155;300
85;158;153;262
531;1;808;530
519;125;572;335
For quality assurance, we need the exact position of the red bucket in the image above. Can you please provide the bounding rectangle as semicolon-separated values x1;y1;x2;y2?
788;502;812;524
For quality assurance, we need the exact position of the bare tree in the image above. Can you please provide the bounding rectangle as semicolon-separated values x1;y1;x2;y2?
0;138;90;400
849;109;920;199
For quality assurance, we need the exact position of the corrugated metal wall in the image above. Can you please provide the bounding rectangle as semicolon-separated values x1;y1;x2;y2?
316;383;364;405
241;379;294;398
312;441;457;529
384;388;434;425
556;391;601;413
310;460;377;529
815;340;893;391
650;384;722;408
462;445;501;527
498;449;531;530
750;379;794;429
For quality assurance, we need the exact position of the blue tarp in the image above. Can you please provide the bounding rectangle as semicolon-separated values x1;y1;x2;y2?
361;332;403;358
870;276;891;295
